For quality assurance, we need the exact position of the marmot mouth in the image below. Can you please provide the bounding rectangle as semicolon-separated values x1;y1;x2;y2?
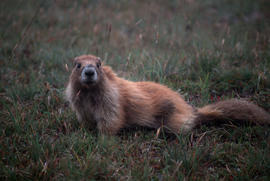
80;77;97;85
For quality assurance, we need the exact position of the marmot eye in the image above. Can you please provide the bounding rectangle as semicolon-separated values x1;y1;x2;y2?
97;62;101;68
76;63;81;69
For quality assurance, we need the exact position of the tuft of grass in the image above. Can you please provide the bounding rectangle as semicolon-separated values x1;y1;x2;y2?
1;0;270;180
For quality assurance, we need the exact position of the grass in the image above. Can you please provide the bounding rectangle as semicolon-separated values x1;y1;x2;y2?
1;0;270;180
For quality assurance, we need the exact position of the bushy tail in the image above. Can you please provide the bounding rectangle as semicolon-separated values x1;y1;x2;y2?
195;99;270;127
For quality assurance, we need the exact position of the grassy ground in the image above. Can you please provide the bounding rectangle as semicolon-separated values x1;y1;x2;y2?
1;0;270;180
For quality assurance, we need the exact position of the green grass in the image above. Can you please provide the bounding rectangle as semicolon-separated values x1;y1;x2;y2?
1;0;270;180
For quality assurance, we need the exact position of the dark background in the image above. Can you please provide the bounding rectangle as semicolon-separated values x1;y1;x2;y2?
1;0;270;180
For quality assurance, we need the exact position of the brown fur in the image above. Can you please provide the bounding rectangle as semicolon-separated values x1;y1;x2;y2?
65;55;270;135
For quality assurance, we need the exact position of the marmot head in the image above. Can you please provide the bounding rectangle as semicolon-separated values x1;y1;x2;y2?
69;55;103;89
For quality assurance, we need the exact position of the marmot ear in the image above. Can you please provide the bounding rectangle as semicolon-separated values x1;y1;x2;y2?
72;59;77;67
97;57;102;67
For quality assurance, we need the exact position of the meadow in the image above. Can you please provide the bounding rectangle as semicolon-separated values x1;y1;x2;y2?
1;0;270;180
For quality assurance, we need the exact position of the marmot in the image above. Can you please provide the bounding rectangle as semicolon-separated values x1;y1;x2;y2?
65;55;270;135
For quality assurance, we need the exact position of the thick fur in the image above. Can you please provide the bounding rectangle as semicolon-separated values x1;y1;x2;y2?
65;55;270;135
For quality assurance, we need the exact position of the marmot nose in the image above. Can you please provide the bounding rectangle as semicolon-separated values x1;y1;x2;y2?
83;67;95;77
81;66;97;84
